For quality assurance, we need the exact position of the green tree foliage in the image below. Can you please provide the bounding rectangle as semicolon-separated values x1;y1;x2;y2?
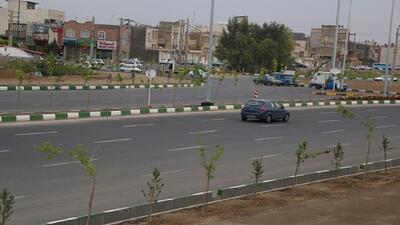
44;54;58;77
293;141;330;188
45;39;60;55
141;168;165;225
0;188;15;225
216;17;294;73
337;105;374;174
250;156;264;194
379;134;394;174
35;141;62;159
69;145;96;225
199;145;224;214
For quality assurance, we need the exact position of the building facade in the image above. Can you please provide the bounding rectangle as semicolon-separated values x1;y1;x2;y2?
310;25;348;67
62;20;130;61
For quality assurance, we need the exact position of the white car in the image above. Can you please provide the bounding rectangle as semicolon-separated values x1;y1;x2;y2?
373;75;398;82
120;64;143;73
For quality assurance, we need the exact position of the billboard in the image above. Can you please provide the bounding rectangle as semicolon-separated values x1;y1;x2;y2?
97;40;117;50
33;24;49;41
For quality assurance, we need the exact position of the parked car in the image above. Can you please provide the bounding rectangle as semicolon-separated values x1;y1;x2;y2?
253;75;284;86
373;75;398;82
241;99;290;123
270;73;299;86
120;64;143;73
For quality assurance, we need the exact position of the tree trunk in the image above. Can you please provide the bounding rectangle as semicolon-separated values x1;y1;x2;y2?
86;91;91;111
51;91;55;112
147;189;155;225
86;177;96;225
384;149;388;174
293;162;300;189
365;139;372;174
17;89;21;111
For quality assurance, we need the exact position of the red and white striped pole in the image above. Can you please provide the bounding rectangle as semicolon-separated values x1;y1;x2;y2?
253;89;259;99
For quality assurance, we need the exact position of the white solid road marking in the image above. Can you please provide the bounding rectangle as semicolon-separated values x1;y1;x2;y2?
42;159;98;168
143;169;184;177
123;124;154;128
389;136;400;140
14;195;28;200
320;129;345;134
188;130;218;135
249;154;281;160
93;138;132;144
15;131;59;136
375;125;397;129
320;112;337;114
167;146;206;152
371;116;388;119
319;120;340;123
261;124;287;128
201;118;226;122
0;150;10;153
325;143;351;148
255;136;285;141
367;109;383;112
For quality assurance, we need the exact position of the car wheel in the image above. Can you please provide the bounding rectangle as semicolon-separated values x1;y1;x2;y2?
265;115;272;123
283;114;290;122
241;116;248;121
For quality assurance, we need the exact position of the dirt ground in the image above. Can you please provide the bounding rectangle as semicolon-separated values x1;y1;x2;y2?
122;169;400;225
0;71;191;85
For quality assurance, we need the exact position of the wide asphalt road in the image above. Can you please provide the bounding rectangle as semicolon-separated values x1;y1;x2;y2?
1;105;400;225
0;76;327;114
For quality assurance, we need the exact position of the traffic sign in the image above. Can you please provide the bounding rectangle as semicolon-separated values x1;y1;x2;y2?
146;69;157;79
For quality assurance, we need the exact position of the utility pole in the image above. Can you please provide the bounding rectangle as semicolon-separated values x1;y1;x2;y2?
184;18;190;65
202;0;215;106
89;17;95;61
391;25;400;83
8;10;14;46
384;0;395;97
16;0;21;44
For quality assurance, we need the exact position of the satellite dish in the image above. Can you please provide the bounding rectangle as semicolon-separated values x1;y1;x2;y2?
146;69;156;79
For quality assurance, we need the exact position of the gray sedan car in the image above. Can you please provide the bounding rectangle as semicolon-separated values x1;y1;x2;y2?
241;99;289;123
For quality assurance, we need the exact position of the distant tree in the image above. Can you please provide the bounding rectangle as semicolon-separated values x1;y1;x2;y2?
337;105;374;175
0;188;15;225
15;70;24;111
115;73;124;107
199;145;224;214
69;145;96;225
141;168;165;225
216;17;294;73
379;134;394;174
233;74;240;103
249;156;264;194
83;72;93;110
35;141;62;159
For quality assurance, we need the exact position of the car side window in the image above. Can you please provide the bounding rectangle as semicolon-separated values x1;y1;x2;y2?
268;102;275;109
274;102;283;109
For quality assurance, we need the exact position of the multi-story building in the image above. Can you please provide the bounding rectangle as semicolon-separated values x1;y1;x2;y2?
62;20;130;61
130;25;159;62
0;7;9;37
348;40;380;66
157;20;187;62
2;0;64;48
292;32;313;67
310;25;348;67
379;44;400;67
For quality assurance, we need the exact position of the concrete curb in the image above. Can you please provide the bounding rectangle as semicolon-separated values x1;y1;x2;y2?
0;83;202;92
2;100;400;123
42;158;400;225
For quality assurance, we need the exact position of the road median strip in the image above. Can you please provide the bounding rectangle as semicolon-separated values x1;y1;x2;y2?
1;100;400;123
0;83;202;92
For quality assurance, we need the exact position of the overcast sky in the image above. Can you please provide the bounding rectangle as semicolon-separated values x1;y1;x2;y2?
1;0;399;43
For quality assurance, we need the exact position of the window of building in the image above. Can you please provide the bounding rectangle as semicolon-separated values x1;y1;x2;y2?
66;29;76;38
26;2;36;10
98;31;106;40
81;30;90;39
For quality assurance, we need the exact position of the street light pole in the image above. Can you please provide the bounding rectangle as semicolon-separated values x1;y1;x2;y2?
384;0;396;97
202;0;215;106
332;0;341;70
341;0;352;79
